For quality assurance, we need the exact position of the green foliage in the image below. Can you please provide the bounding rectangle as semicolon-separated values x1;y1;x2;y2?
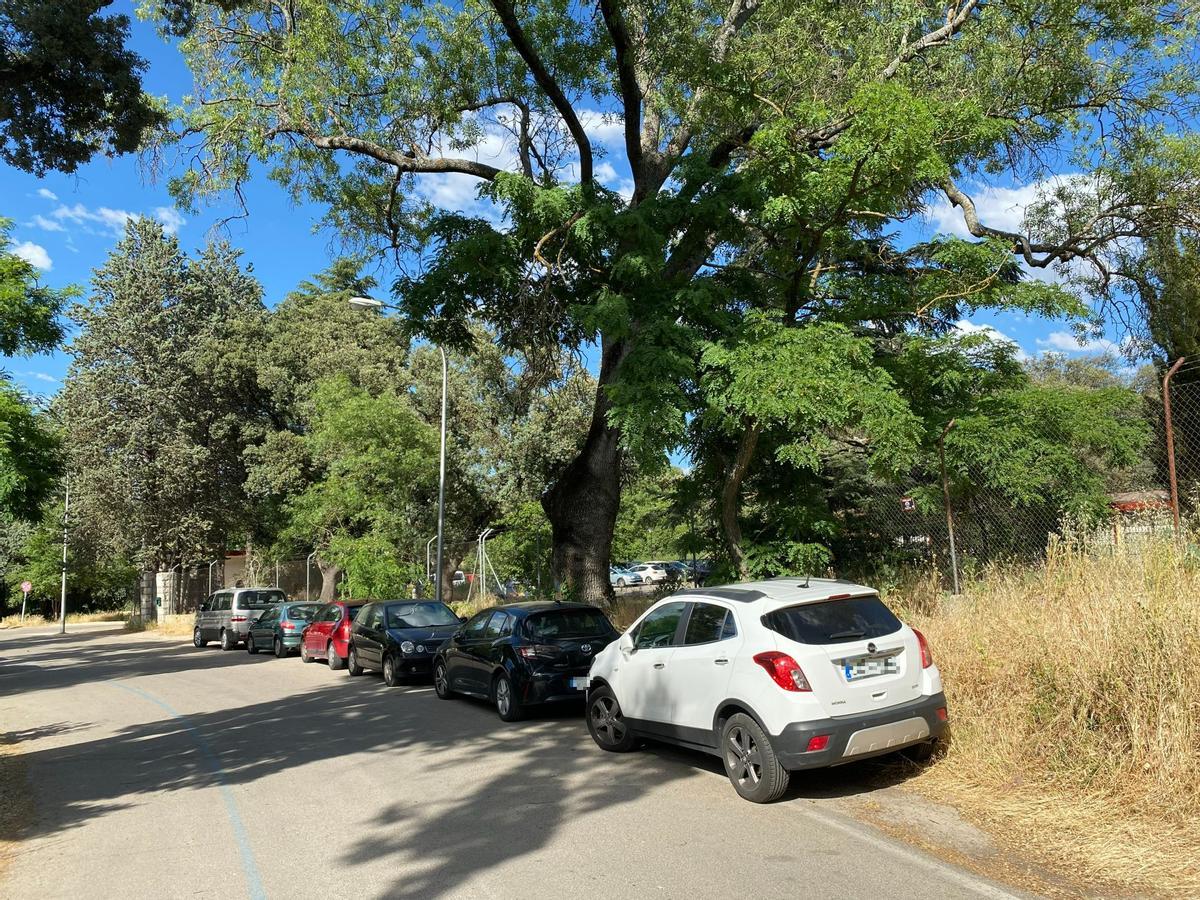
277;375;437;595
0;217;71;356
611;468;690;564
0;379;58;522
0;0;165;174
59;218;270;570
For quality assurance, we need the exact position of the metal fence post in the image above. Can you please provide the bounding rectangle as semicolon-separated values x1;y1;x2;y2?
1164;357;1185;538
938;420;960;595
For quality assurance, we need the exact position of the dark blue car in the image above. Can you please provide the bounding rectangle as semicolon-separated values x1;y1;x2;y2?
346;600;464;686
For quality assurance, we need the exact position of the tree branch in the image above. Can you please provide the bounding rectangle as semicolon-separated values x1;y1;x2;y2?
880;0;983;79
597;0;645;189
489;0;593;183
272;127;503;180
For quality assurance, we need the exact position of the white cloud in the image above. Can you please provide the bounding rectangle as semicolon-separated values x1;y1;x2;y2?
18;371;58;384
953;319;1028;360
30;214;65;232
154;207;186;235
37;188;58;201
1036;330;1120;356
930;183;1045;239
49;202;186;237
578;110;626;147
13;241;52;271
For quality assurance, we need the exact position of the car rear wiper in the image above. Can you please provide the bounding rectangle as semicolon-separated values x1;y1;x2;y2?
828;629;866;639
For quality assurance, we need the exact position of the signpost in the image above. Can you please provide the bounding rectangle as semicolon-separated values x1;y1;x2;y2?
20;580;32;621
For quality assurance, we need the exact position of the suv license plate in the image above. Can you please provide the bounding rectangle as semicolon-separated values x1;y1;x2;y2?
569;677;589;690
843;656;899;681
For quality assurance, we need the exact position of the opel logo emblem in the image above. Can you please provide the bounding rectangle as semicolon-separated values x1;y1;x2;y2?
581;644;592;654
867;642;877;653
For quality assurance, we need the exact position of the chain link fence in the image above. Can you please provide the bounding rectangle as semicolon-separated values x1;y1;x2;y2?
840;369;1186;588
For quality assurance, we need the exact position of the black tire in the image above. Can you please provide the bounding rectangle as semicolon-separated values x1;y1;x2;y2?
327;643;344;671
300;642;313;663
433;659;455;699
347;647;364;677
247;633;259;655
220;628;236;651
493;672;523;722
721;713;789;803
382;654;401;687
587;686;637;752
617;578;627;588
902;738;940;764
274;636;287;659
193;628;207;648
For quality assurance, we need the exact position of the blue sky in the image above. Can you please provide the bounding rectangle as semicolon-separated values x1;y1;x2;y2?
0;0;1115;399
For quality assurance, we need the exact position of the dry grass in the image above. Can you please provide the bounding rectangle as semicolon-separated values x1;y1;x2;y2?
0;610;127;629
886;536;1200;896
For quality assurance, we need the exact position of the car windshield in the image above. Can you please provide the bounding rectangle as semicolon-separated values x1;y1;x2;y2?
287;604;321;621
240;590;286;609
385;602;460;629
525;609;613;641
761;595;902;645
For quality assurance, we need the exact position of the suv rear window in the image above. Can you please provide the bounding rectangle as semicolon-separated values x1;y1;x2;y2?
525;609;613;641
762;595;901;645
238;590;286;609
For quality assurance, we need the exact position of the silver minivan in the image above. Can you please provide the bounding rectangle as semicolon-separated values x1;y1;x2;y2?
193;587;288;651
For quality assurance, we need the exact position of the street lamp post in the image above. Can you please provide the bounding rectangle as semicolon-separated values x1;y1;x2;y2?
349;296;449;602
59;477;69;634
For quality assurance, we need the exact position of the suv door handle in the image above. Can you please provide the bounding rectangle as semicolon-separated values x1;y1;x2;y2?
652;662;665;669
714;658;729;665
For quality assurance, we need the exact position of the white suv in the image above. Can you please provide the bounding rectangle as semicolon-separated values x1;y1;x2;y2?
585;578;949;802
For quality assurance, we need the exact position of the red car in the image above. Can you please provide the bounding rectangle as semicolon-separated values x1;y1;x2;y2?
300;601;365;669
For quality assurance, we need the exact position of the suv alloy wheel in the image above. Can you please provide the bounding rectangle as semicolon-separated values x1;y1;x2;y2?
220;628;235;651
587;686;637;752
721;714;789;803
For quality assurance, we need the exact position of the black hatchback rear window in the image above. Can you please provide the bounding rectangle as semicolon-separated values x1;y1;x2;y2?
761;595;901;645
525;609;614;640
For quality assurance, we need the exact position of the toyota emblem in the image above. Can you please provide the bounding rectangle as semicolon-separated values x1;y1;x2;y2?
581;643;592;654
867;642;877;653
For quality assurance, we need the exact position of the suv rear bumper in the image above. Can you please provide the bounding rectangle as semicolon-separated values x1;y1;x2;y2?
771;692;948;770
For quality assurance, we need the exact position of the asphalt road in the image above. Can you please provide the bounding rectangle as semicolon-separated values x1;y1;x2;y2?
0;623;1023;900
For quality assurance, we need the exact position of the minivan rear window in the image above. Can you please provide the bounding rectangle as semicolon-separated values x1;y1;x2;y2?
525;609;614;641
239;590;286;609
761;595;901;645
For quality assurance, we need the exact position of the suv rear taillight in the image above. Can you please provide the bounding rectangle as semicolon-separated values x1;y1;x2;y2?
231;615;247;623
517;645;560;660
752;651;812;692
913;628;933;668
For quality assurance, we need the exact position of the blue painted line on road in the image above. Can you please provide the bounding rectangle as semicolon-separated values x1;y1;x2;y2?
111;682;267;900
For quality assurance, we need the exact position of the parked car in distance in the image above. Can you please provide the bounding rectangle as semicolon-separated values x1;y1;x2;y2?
585;578;949;803
193;587;289;651
246;601;324;658
434;602;619;722
347;600;464;686
299;601;365;668
609;566;643;588
629;563;670;584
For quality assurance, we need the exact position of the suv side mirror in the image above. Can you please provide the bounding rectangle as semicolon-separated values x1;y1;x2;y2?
618;633;636;657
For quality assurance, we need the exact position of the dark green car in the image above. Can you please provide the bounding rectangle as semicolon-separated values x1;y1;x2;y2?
247;602;323;658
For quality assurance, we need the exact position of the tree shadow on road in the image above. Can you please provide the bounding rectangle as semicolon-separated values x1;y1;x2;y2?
2;625;930;899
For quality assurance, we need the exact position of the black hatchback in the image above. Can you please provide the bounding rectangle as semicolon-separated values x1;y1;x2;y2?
433;602;619;721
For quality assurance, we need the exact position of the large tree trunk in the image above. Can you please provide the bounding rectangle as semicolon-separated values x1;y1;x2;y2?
317;558;342;602
439;551;463;603
542;337;626;607
721;421;762;580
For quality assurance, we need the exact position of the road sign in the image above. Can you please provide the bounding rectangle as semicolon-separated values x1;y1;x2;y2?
20;580;32;594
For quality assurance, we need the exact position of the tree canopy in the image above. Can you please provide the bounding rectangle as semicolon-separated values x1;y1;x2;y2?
155;0;1200;602
0;0;165;174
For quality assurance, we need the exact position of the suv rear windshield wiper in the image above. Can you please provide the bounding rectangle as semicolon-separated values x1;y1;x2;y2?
827;629;866;640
